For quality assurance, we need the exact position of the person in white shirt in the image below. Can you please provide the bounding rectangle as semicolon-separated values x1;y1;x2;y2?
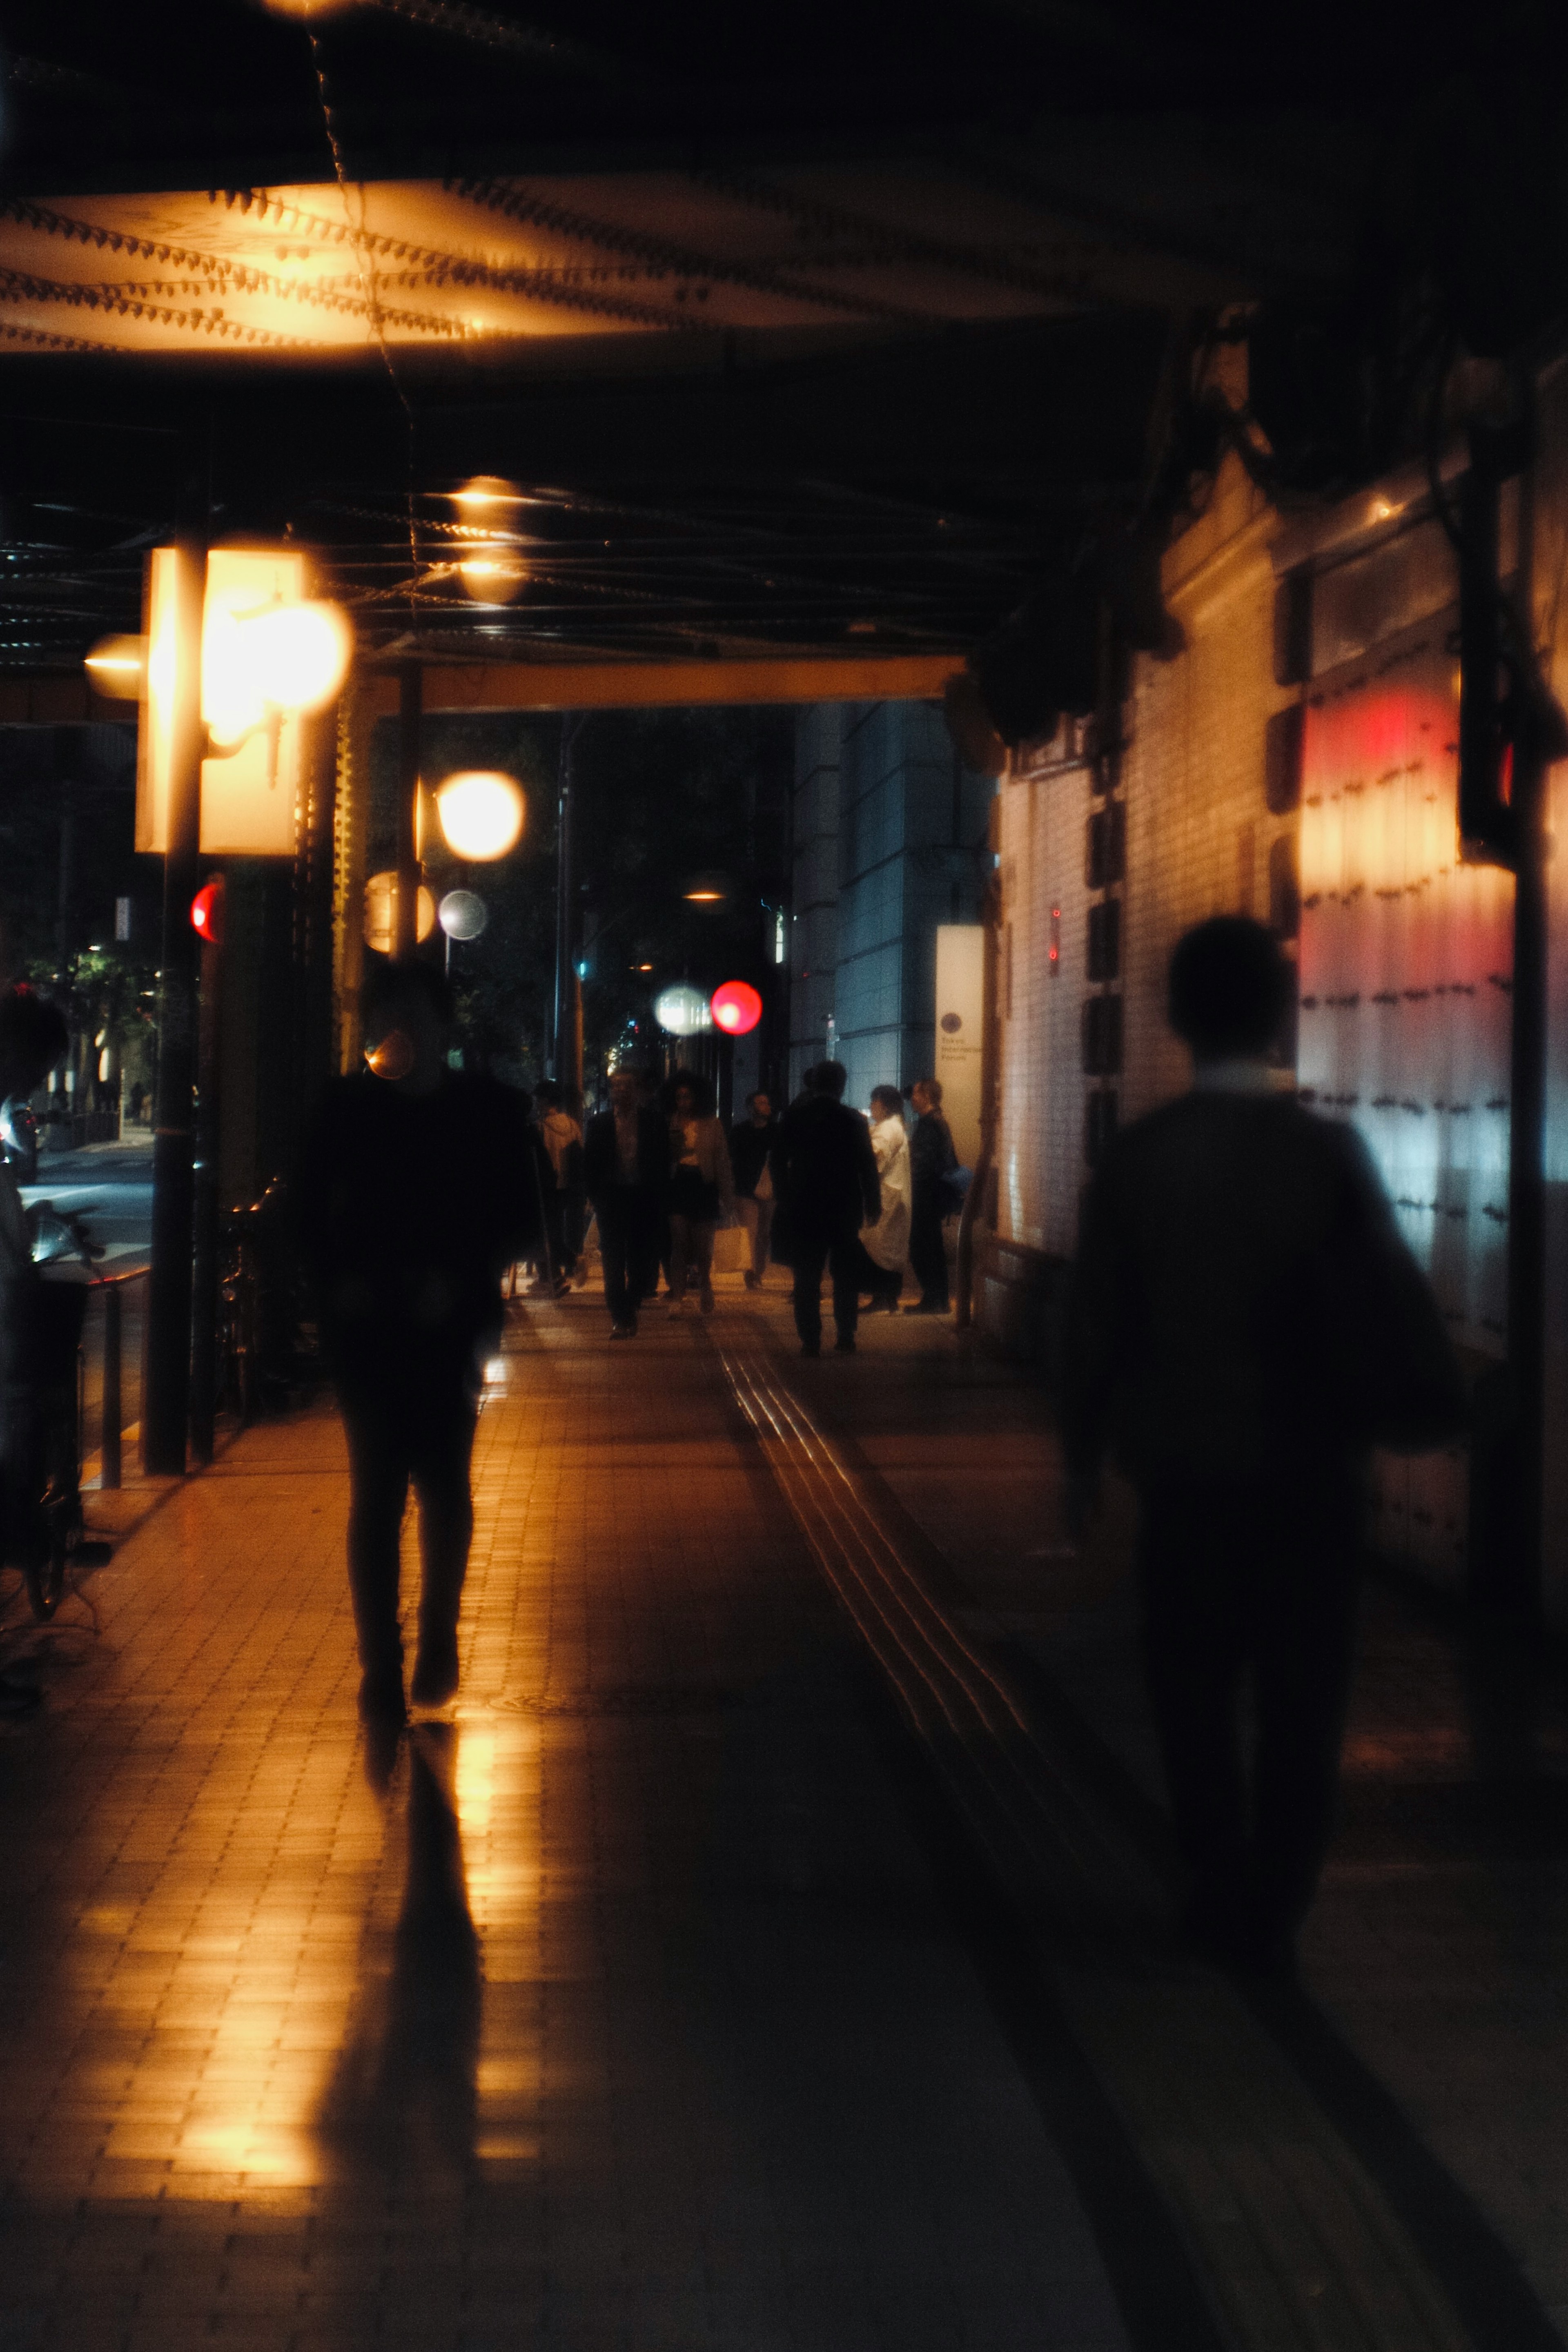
856;1085;911;1311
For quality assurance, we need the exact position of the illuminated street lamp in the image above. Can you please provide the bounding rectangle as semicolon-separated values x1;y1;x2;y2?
83;543;353;1479
435;770;526;860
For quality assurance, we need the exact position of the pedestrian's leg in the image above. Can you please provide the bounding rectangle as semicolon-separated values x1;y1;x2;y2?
409;1387;478;1706
667;1214;692;1310
694;1218;717;1313
755;1195;774;1281
628;1194;660;1310
737;1196;760;1287
829;1236;860;1347
1138;1495;1252;1956
908;1190;949;1310
1250;1539;1359;1957
791;1232;828;1350
339;1384;412;1717
599;1198;631;1327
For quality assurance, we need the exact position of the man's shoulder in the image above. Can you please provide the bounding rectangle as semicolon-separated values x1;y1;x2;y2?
1105;1088;1366;1181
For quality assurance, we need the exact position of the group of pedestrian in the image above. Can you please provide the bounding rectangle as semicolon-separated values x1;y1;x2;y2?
300;924;1466;1987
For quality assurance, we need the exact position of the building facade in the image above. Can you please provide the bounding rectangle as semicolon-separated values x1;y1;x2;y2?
788;699;993;1107
976;361;1568;1627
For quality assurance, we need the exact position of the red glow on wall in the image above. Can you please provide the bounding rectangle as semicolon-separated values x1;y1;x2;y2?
710;980;763;1036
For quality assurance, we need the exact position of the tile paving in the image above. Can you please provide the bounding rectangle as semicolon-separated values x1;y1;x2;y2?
3;1269;1567;2348
0;1281;1128;2352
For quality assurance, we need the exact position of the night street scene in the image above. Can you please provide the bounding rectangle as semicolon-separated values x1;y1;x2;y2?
7;5;1568;2349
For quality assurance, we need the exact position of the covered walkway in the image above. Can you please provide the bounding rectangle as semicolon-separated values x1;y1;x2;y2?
2;1280;1566;2351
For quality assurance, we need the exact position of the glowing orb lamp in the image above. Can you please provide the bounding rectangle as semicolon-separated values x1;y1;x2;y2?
439;889;488;942
435;771;525;861
655;983;710;1037
363;872;436;953
710;980;762;1036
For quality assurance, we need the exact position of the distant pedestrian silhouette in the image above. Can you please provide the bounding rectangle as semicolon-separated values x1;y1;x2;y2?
773;1060;880;1356
663;1069;733;1316
905;1076;957;1314
1062;917;1466;1973
583;1067;666;1337
728;1090;778;1290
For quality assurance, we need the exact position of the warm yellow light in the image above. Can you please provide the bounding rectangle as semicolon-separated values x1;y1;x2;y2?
459;546;528;605
435;771;526;861
243;600;352;714
363;872;436;953
84;635;146;699
451;475;522;514
203;592;351;745
684;889;724;902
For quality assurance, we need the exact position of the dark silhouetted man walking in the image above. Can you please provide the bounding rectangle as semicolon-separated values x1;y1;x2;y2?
773;1060;880;1356
1063;917;1465;1973
297;961;538;1747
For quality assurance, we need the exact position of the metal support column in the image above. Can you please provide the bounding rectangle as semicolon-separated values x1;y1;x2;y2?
142;541;205;1477
552;715;576;1081
395;661;422;961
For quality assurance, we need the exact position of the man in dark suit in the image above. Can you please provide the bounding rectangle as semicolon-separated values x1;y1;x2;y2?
296;959;538;1740
772;1060;881;1356
1063;917;1465;1975
583;1066;667;1337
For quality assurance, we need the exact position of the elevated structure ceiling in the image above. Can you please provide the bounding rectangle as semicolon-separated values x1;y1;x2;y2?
0;0;1506;675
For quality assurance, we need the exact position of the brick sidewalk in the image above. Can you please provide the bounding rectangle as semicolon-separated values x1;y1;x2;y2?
0;1278;1129;2352
4;1266;1566;2351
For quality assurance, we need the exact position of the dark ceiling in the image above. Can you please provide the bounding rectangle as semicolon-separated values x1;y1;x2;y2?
0;0;1563;673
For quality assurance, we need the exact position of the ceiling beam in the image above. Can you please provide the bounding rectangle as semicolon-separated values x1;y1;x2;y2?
362;652;963;712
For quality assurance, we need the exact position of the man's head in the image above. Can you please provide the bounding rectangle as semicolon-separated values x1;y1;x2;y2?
608;1068;639;1114
747;1090;772;1125
534;1079;561;1111
910;1075;942;1115
1167;916;1291;1064
361;958;453;1094
814;1060;848;1100
870;1085;904;1123
0;984;68;1103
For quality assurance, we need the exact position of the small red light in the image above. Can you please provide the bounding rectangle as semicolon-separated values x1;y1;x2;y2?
710;980;763;1036
190;880;225;947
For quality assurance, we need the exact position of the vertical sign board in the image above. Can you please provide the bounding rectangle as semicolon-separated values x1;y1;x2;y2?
935;924;984;1170
136;546;308;857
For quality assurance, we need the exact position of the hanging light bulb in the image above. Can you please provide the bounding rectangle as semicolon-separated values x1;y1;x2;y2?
458;545;528;605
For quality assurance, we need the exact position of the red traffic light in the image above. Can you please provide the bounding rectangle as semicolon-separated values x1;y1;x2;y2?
190;880;225;946
710;980;762;1036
